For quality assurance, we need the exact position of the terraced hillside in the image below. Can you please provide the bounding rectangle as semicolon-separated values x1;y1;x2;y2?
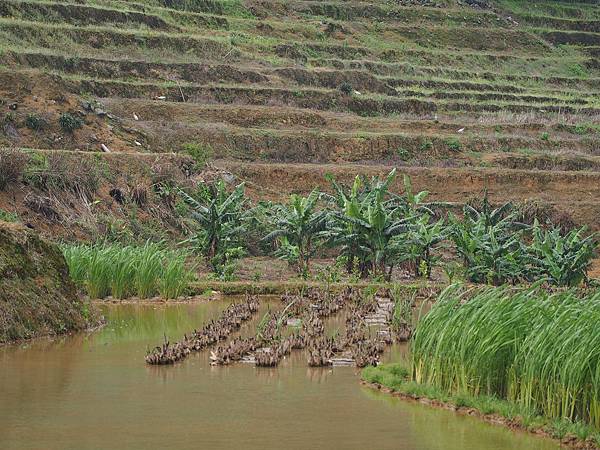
1;0;600;236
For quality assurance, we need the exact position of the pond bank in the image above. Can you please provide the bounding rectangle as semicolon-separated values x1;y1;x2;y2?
362;364;600;450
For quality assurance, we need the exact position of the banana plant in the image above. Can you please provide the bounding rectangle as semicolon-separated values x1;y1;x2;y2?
264;190;328;276
179;180;247;271
450;212;527;285
395;215;447;278
323;169;414;280
529;221;596;286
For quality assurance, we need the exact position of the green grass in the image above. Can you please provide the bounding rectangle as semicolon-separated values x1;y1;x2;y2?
410;284;600;429
0;208;19;222
62;242;196;299
363;363;600;445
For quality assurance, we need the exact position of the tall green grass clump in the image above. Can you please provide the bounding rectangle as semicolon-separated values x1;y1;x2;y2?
510;295;600;428
411;284;600;429
63;242;195;299
157;251;195;299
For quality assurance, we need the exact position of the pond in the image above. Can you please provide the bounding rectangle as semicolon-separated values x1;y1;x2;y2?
0;298;560;450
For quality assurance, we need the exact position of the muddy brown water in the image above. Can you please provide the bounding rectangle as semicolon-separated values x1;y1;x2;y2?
0;298;560;450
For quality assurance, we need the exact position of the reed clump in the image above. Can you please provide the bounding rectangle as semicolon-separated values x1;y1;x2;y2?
62;242;195;299
411;284;600;430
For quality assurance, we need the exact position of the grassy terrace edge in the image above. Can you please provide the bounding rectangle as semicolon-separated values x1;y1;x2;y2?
361;364;600;450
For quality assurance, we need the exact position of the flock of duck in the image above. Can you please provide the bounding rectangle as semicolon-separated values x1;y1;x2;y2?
145;296;260;365
146;288;411;369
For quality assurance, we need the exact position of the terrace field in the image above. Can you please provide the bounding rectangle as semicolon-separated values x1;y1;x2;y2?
1;0;600;238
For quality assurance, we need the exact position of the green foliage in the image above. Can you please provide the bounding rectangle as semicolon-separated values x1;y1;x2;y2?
158;251;195;298
443;137;461;152
265;190;327;277
395;215;447;278
396;147;410;160
59;113;83;132
182;142;213;169
450;195;528;285
528;221;596;286
450;195;596;286
161;0;251;17
323;171;439;280
0;208;18;222
411;284;600;430
568;63;588;78
246;201;277;255
391;286;413;331
180;180;247;273
339;82;353;95
62;242;195;299
324;169;409;279
540;132;550;141
419;140;433;152
25;113;45;131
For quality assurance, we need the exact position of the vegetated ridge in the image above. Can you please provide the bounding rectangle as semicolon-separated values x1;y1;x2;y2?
0;220;94;343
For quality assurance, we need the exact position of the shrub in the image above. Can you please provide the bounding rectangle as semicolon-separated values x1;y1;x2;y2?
59;113;83;132
396;147;410;160
339;82;353;95
180;181;248;273
23;152;101;196
419;140;433;151
182;142;213;169
528;221;596;286
0;150;27;190
25;113;46;131
3;112;15;124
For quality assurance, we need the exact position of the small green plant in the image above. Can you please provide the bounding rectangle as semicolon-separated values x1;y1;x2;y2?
25;113;45;131
419;140;433;152
540;132;550;141
339;82;353;95
59;113;83;132
0;208;18;222
396;147;410;160
4;112;15;124
442;262;463;283
182;142;213;169
573;124;589;135
568;64;588;78
444;137;461;152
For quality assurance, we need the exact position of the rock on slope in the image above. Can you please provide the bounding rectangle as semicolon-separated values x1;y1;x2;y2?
0;221;92;343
